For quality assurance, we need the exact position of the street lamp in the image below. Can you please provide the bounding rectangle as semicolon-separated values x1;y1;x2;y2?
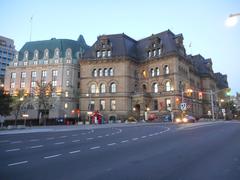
225;13;240;27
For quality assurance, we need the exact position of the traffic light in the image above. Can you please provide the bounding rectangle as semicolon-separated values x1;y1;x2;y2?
175;97;180;105
198;92;203;100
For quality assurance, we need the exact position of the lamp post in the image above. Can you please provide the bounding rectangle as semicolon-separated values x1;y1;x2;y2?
225;13;240;27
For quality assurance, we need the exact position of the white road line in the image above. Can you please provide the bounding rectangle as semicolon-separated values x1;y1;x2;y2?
54;142;65;145
121;140;129;143
29;139;40;142
111;133;115;135
149;134;154;137
60;136;67;138
98;136;103;138
90;146;100;150
132;138;139;141
8;161;28;166
30;145;43;149
105;134;109;136
69;150;81;154
108;143;117;146
141;136;146;138
72;139;80;143
87;137;94;140
46;137;55;140
6;148;20;152
44;154;62;159
11;141;22;144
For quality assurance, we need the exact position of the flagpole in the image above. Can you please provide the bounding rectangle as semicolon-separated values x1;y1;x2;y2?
30;16;33;42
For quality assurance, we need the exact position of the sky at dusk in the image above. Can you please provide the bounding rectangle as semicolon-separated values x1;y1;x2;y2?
1;0;239;95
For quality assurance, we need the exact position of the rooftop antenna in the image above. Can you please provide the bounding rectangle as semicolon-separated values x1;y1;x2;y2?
29;15;33;41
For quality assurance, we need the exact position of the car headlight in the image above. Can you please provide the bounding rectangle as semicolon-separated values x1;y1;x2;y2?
183;118;188;123
176;118;181;123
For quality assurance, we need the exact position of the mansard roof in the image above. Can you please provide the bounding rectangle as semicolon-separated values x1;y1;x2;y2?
214;72;229;89
18;35;88;60
83;30;186;61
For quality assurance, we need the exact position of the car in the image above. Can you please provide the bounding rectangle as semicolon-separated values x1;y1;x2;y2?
175;115;196;123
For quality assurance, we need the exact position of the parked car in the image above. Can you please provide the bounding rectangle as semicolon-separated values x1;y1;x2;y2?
175;115;196;123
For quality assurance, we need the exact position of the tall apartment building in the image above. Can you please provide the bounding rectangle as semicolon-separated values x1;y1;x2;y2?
0;36;16;84
4;36;88;124
80;30;228;122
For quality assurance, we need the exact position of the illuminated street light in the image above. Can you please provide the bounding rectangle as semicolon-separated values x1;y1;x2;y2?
225;13;240;27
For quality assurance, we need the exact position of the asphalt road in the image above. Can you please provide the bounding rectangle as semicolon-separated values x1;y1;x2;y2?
0;121;240;180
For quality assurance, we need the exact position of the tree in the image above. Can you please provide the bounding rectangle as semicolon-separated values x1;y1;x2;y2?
11;89;29;126
0;88;12;116
31;81;55;125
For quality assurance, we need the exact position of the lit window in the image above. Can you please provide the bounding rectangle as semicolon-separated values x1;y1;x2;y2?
109;68;114;76
52;81;57;87
110;99;116;111
153;83;158;93
31;81;36;88
165;81;171;91
102;51;106;58
11;72;16;79
166;99;171;111
20;82;25;88
107;50;111;57
164;65;169;74
110;83;116;93
156;68;160;76
10;82;15;88
100;100;105;111
142;70;147;78
96;51;101;58
64;103;68;109
104;68;108;76
100;84;106;93
91;84;96;93
99;69;103;77
21;72;26;78
65;91;69;97
42;70;47;77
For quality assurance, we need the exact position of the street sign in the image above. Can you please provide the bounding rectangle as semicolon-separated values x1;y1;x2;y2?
180;103;187;111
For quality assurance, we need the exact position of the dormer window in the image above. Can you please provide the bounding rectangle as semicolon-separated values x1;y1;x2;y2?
158;48;162;55
102;51;106;58
107;50;111;57
44;49;49;59
96;51;101;58
24;51;28;60
102;44;106;48
66;49;72;58
55;49;59;58
153;43;156;48
153;50;156;56
34;50;38;59
148;51;151;58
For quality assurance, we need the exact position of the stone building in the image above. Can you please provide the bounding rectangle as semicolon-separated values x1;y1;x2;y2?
80;30;228;122
4;36;88;123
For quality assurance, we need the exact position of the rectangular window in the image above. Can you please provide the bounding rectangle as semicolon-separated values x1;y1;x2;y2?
66;70;70;76
102;51;106;58
21;72;26;78
31;71;37;78
100;99;105;111
10;82;15;88
11;72;16;79
165;98;171;111
13;62;18;66
107;50;111;57
96;51;101;58
20;82;25;88
52;70;58;77
42;70;47;77
110;99;116;111
44;60;48;64
153;99;158;110
23;61;28;66
55;59;59;64
66;80;70;87
31;81;36;88
77;82;80;89
65;91;69;97
52;81;57;87
64;103;68;109
89;100;95;111
78;72;80;78
33;61;38;65
41;80;46;86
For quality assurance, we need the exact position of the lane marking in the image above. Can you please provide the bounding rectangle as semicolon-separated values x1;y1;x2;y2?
30;145;43;149
6;148;20;152
54;142;65;145
69;150;81;154
90;146;100;150
46;137;55;140
72;139;80;143
8;161;28;166
98;136;103;138
132;138;139;141
29;139;39;142
44;154;62;159
87;137;94;140
121;140;129;143
111;133;115;135
105;134;109;137
141;136;146;138
108;143;117;146
60;136;67;138
11;141;22;144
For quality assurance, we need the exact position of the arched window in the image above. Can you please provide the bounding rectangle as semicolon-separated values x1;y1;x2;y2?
156;67;160;76
151;68;155;77
165;81;171;91
100;83;106;93
90;84;96;93
96;51;101;58
92;69;97;77
109;68;114;76
104;68;108;76
110;83;116;93
99;69;103;77
152;83;158;93
164;65;169;74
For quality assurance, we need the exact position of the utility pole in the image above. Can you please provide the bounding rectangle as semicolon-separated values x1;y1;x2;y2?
210;90;215;121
